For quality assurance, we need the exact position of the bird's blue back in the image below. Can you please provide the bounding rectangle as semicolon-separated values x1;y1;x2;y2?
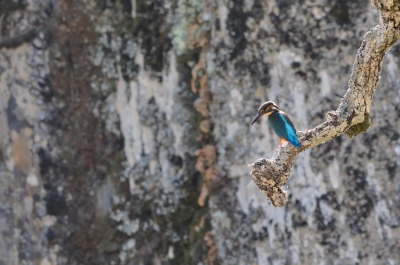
268;112;301;147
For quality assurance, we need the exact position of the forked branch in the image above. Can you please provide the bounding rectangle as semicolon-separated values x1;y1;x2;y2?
248;1;400;207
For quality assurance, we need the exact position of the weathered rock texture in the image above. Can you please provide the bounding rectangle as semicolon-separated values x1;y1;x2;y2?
0;0;399;265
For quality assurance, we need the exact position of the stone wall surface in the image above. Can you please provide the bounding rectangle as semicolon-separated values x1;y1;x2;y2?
0;0;400;264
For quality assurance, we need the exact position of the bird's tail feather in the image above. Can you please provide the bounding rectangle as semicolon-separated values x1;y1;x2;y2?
291;139;302;148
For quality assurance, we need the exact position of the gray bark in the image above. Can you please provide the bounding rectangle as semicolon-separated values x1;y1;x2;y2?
0;0;399;265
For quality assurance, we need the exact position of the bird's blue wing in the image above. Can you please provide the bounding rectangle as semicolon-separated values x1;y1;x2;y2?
268;112;301;147
280;113;301;147
268;113;288;139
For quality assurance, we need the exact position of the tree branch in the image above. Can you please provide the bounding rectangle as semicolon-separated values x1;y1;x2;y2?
248;1;400;207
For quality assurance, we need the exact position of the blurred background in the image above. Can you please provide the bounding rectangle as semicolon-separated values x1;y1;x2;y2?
0;0;400;264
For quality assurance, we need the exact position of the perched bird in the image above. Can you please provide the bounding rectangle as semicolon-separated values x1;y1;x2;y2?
251;101;302;148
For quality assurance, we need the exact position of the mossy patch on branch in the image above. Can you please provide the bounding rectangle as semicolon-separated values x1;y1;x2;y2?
344;114;371;138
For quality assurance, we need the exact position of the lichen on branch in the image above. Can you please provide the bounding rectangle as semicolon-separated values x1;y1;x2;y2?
248;1;400;207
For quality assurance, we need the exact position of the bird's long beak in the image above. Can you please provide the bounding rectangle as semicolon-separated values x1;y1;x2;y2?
251;113;262;125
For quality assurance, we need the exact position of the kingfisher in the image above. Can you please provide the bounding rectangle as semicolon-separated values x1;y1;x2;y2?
251;101;302;148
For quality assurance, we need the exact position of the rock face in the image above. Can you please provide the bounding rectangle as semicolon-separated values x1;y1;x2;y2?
0;0;400;264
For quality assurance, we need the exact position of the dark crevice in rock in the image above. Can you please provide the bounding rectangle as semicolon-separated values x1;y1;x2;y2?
227;0;249;60
6;95;30;132
133;0;172;72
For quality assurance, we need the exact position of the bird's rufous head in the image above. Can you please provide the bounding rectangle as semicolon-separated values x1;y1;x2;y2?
251;101;280;125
